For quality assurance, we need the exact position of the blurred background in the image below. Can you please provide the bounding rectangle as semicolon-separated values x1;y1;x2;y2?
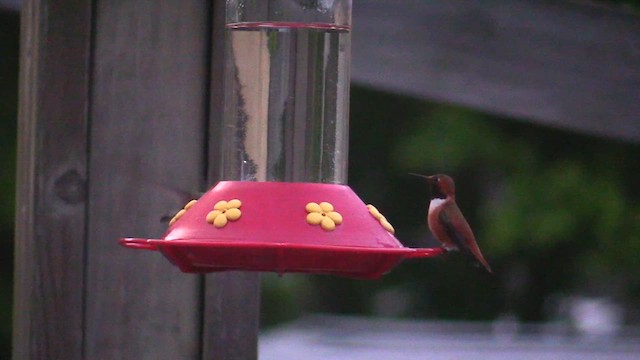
0;6;18;360
262;88;640;325
2;1;640;359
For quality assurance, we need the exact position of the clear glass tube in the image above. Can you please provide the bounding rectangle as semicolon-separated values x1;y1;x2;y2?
221;0;352;184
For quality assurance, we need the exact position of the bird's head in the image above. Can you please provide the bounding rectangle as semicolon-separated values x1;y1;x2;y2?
409;173;455;199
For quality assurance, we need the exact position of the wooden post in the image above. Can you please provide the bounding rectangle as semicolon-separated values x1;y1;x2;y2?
201;2;261;359
13;1;91;358
85;1;209;358
14;0;259;359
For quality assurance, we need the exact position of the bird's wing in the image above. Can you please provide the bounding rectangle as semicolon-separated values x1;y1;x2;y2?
439;202;493;273
438;203;474;255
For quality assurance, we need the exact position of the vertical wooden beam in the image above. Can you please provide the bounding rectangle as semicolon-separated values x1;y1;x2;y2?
16;1;262;358
85;1;209;358
201;1;261;359
13;1;92;359
202;273;261;360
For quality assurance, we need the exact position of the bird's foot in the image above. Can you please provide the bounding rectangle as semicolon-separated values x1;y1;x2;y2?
441;245;458;252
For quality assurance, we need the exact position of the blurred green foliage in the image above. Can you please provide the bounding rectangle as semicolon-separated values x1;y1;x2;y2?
392;103;640;320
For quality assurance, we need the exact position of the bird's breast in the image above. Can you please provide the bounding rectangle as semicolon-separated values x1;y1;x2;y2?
427;198;456;249
428;198;446;214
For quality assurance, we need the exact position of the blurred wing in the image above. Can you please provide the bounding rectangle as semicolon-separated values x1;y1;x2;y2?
153;182;203;223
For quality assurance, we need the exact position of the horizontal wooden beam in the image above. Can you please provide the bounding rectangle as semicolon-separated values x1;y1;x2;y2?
352;0;640;142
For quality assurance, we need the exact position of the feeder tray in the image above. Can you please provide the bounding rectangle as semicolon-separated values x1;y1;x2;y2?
119;181;444;279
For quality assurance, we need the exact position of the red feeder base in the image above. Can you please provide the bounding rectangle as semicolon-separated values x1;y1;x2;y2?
119;181;444;279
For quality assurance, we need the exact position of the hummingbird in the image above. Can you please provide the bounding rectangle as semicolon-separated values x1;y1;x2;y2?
410;173;493;273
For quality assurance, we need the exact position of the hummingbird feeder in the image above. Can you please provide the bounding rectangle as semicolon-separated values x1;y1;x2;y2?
118;0;443;279
120;181;444;279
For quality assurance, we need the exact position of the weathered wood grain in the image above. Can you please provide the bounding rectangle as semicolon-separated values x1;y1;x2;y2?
352;0;640;142
85;1;209;358
13;1;92;359
202;1;261;359
202;273;261;360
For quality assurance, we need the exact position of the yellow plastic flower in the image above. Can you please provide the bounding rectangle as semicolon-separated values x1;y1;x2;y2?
367;204;395;234
169;199;198;226
305;201;343;231
206;199;242;228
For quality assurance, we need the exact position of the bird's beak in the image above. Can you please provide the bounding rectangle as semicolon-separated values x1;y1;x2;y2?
408;173;436;182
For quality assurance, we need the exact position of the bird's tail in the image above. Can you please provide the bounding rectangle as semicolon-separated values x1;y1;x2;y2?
456;242;493;274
